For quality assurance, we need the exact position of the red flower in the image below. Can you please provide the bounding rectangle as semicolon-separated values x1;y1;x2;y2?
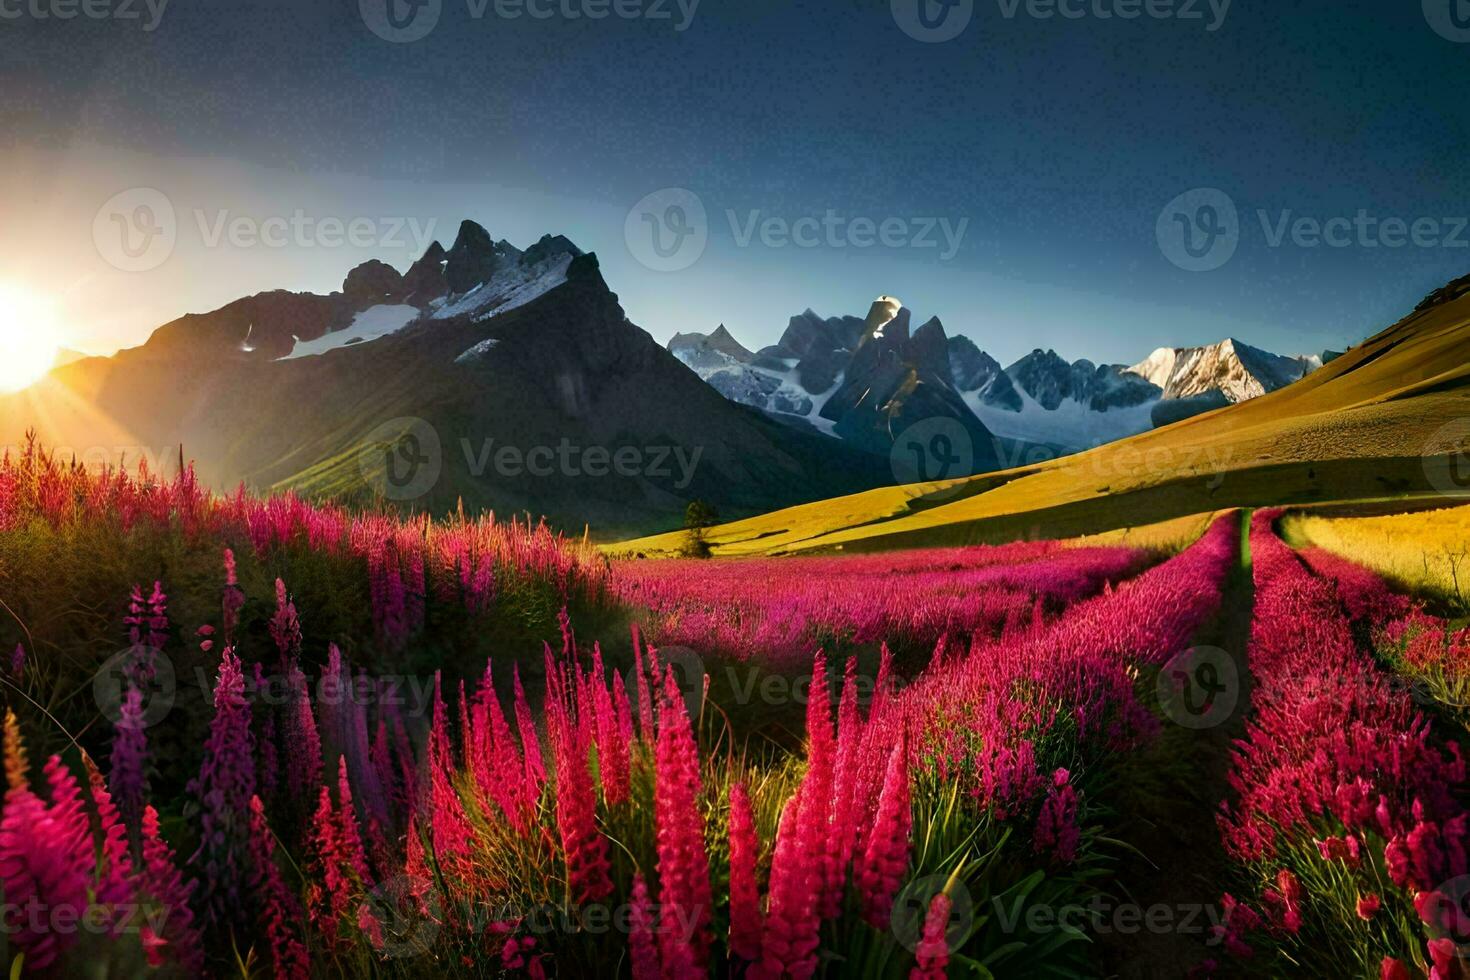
728;781;762;961
858;740;911;928
1380;957;1411;980
910;893;952;980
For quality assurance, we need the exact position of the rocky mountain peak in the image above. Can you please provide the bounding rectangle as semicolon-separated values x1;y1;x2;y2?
402;241;449;304
907;316;951;379
445;220;507;295
522;233;583;267
341;259;405;306
864;296;904;338
669;319;757;374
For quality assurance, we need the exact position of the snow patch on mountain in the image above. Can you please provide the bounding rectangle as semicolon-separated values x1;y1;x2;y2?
432;252;573;323
966;385;1156;451
454;338;501;364
279;304;421;360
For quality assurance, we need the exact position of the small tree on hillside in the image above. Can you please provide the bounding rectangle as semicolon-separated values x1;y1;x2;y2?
683;500;719;558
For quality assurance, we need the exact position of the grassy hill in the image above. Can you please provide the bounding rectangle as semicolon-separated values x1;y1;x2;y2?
612;279;1470;557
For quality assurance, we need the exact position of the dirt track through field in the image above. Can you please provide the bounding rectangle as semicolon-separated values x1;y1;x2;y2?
1098;510;1255;979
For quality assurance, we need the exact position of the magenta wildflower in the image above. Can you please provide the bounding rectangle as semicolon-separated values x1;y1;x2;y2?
628;871;659;980
751;786;821;980
187;646;256;930
1380;957;1411;980
246;796;310;979
654;670;712;974
268;577;302;664
139;804;205;973
1034;768;1080;865
0;714;91;970
858;740;912;928
283;660;323;827
86;761;135;919
910;892;953;980
110;684;150;843
514;663;547;794
728;781;763;962
548;668;613;905
222;548;245;644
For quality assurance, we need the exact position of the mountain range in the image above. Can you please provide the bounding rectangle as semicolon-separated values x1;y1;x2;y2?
619;270;1470;557
4;219;1351;540
670;307;1328;454
1;221;887;537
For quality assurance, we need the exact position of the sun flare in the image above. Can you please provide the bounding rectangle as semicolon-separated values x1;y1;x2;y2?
0;283;60;393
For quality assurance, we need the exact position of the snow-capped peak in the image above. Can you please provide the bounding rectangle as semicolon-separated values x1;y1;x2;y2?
1126;337;1319;403
868;295;902;338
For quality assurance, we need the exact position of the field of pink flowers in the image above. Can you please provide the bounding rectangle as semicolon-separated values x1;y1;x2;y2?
1211;512;1470;978
612;542;1155;665
2;442;1467;979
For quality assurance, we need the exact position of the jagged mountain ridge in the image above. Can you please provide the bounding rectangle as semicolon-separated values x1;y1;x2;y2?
670;303;1328;454
2;221;892;538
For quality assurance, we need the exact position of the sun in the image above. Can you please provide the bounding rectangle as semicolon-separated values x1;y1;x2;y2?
0;283;60;393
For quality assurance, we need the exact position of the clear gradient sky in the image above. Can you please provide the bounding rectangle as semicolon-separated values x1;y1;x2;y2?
2;0;1469;365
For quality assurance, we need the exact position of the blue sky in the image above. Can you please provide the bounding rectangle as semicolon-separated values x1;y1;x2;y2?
2;0;1469;365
